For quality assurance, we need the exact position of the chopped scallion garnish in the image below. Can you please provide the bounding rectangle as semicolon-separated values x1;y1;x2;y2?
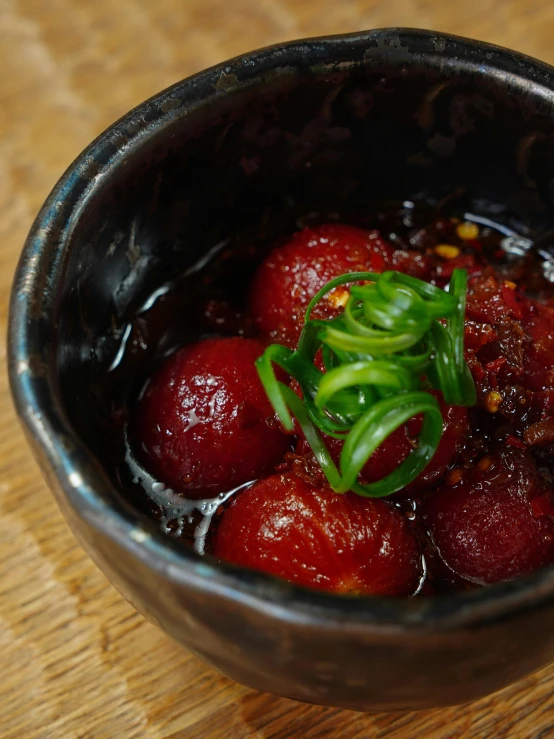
256;269;476;498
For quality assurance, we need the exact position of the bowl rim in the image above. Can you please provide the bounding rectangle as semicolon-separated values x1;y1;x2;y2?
9;26;554;633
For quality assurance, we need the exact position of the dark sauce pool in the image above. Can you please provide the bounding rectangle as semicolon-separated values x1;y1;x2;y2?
103;195;554;593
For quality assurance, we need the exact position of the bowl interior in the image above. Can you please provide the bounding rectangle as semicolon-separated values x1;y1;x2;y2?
16;31;552;617
56;36;554;514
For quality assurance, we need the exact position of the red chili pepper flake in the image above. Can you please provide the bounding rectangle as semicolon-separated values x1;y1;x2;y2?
506;435;527;450
485;357;507;374
436;254;476;280
484;357;506;388
464;322;496;352
500;284;523;320
531;494;554;519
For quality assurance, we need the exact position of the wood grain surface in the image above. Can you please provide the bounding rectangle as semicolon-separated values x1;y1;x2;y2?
3;1;554;737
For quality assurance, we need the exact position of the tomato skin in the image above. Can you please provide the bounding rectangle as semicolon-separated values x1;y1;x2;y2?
296;394;469;496
213;473;423;596
248;224;394;346
420;448;554;585
135;337;290;498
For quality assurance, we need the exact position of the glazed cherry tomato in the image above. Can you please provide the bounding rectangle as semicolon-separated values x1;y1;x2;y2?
135;337;290;497
249;224;394;346
213;473;423;596
421;448;554;585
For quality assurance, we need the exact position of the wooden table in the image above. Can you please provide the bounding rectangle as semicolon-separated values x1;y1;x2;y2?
3;1;554;736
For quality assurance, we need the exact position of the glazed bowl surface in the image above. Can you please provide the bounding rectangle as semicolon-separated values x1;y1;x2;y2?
9;28;554;711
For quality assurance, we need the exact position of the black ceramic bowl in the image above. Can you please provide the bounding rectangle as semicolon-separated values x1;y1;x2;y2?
9;28;554;712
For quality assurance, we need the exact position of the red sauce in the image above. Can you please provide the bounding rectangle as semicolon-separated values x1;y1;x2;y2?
119;203;554;596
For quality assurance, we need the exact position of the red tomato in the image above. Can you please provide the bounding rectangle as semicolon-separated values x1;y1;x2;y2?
213;473;423;596
135;337;289;497
421;448;554;585
248;224;394;346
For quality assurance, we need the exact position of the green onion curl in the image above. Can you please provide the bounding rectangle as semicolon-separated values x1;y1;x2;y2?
256;268;476;498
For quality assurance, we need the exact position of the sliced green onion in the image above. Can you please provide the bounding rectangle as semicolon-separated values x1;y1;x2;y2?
315;360;413;411
255;344;296;431
279;384;342;489
340;391;443;497
255;268;476;498
323;325;424;355
448;268;477;407
384;271;459;312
